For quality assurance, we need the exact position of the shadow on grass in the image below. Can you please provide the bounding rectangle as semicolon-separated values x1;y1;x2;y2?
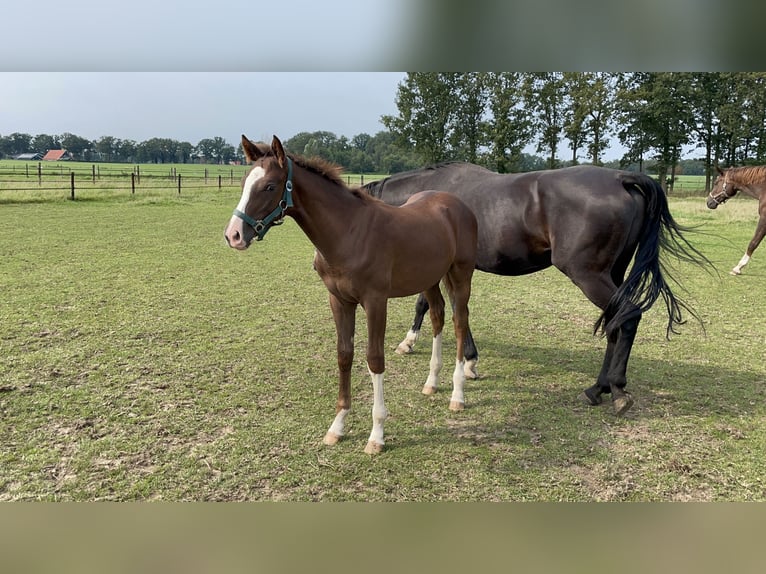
480;338;763;414
379;336;764;454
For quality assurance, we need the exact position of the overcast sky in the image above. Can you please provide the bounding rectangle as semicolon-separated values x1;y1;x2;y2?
0;73;407;146
0;0;727;163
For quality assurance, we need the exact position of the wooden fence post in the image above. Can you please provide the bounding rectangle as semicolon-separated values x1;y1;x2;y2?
218;175;222;190
92;164;96;184
38;162;42;186
70;172;75;200
131;172;136;194
178;173;181;194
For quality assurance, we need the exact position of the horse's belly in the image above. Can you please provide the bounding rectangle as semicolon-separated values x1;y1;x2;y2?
388;263;449;298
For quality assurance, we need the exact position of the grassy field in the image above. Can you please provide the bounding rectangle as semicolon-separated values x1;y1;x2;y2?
0;183;764;500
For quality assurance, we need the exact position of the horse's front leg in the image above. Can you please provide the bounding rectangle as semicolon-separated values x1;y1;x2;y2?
323;295;356;446
731;214;765;275
364;297;389;454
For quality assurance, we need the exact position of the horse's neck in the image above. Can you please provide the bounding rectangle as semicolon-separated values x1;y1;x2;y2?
735;179;765;200
290;169;365;256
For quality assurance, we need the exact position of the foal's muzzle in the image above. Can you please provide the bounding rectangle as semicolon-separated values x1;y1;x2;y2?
224;217;255;250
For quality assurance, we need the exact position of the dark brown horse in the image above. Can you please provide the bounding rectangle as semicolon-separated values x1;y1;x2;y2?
364;163;708;416
707;165;766;275
224;136;478;454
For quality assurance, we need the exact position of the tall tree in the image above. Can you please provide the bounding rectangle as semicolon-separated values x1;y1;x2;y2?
524;72;566;168
382;73;460;164
737;72;766;163
31;134;60;154
687;73;727;190
94;135;118;162
614;73;651;169
450;73;489;164
484;72;531;173
2;132;33;156
59;132;93;160
615;73;694;186
565;73;615;166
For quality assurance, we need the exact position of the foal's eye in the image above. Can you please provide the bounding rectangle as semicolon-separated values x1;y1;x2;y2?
264;183;276;192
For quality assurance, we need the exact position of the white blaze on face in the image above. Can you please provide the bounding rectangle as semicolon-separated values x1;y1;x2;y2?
236;166;266;213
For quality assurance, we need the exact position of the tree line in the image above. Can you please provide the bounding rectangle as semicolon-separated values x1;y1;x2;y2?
0;133;241;166
383;72;766;190
2;73;764;190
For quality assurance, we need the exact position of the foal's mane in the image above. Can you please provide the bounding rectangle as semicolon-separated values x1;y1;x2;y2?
726;165;766;186
290;153;346;187
289;153;379;202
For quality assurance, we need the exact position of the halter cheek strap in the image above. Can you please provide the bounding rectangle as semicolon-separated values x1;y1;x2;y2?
233;158;294;241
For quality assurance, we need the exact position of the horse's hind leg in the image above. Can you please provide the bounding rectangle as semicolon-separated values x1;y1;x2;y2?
446;287;479;379
569;270;637;416
582;315;639;414
420;285;445;397
396;293;428;354
444;270;473;412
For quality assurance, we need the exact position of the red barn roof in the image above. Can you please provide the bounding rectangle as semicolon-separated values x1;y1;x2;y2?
43;149;72;161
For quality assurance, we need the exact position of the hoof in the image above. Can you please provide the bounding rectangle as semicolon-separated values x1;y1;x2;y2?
395;342;413;355
364;441;384;455
323;432;342;446
580;388;603;406
730;270;741;276
422;384;437;396
464;360;479;380
449;400;465;412
613;393;634;416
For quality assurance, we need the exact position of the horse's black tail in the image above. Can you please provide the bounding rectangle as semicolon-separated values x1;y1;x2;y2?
594;174;711;339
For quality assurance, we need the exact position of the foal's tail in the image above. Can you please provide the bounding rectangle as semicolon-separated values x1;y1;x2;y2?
595;174;711;339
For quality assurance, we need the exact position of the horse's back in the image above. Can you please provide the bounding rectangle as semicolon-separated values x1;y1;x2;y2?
372;163;646;276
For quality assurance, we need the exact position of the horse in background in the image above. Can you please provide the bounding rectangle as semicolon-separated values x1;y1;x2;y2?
707;165;766;275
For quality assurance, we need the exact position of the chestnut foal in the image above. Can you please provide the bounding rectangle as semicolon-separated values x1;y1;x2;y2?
224;135;477;453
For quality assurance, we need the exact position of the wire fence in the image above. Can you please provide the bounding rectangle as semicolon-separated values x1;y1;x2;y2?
0;162;376;201
1;160;708;202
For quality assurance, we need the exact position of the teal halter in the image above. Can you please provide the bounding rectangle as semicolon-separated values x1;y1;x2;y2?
233;157;294;241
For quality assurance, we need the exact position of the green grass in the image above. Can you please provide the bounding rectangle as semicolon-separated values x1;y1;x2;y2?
0;189;764;500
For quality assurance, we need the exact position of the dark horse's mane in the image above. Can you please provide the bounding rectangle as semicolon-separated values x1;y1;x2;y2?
726;165;766;185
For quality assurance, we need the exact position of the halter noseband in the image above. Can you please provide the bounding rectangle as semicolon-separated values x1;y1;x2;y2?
233;157;294;241
708;177;733;206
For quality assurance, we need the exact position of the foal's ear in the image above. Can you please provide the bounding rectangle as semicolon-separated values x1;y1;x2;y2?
271;135;287;168
715;164;725;176
241;134;264;162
